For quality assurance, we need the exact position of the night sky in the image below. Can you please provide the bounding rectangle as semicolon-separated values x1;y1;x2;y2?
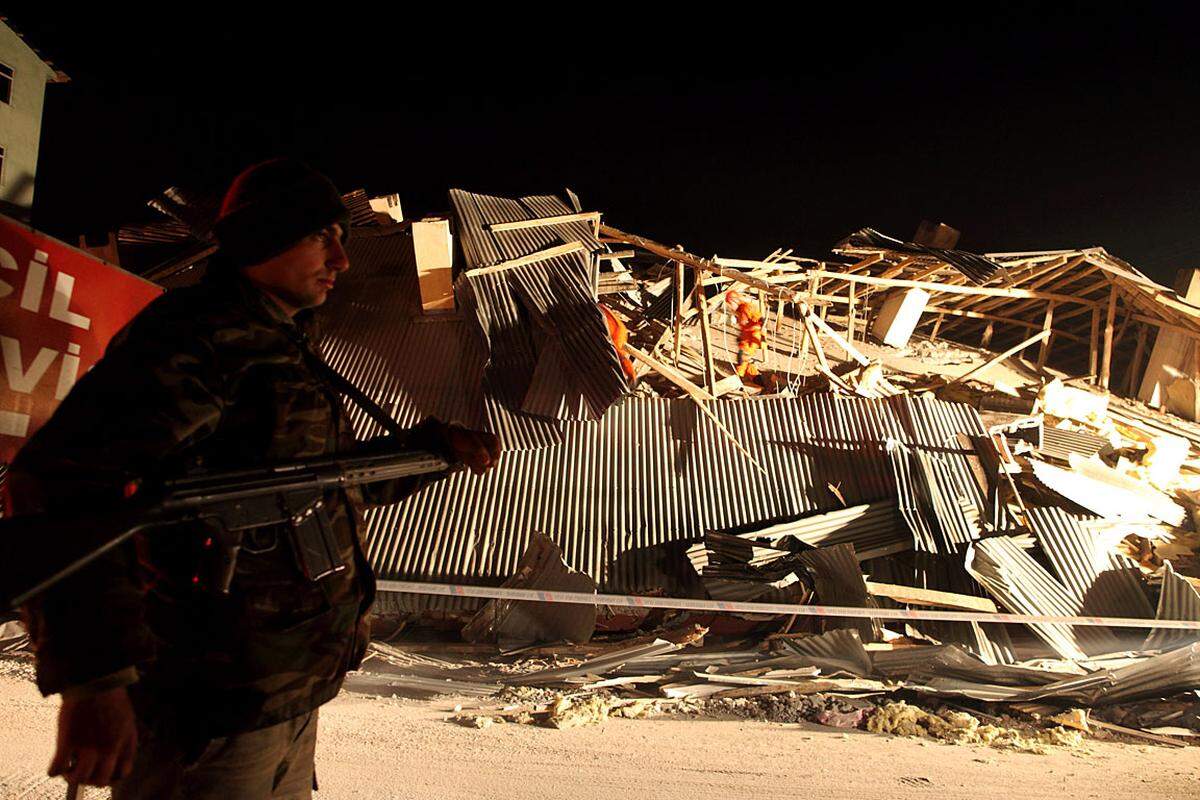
10;7;1200;282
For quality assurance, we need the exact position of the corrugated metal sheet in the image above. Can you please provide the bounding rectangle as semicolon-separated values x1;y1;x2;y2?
506;252;629;418
796;543;882;641
864;551;1015;665
316;226;564;450
730;501;909;561
1026;505;1154;622
1144;561;1200;650
888;441;985;554
774;628;874;677
1039;427;1109;462
841;228;1002;285
1080;641;1200;705
367;394;993;605
449;189;602;270
966;537;1121;660
455;250;628;422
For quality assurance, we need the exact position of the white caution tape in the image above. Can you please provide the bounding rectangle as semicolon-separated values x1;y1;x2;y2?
376;580;1200;631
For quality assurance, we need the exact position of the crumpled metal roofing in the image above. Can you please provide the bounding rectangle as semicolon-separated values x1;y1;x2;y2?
840;227;1004;285
449;189;602;269
888;440;985;555
966;536;1121;660
456;250;629;421
317;226;564;450
365;394;992;601
776;628;1200;707
1038;426;1109;462
450;189;628;421
1025;505;1154;622
864;551;1015;666
796;543;883;642
1144;561;1200;650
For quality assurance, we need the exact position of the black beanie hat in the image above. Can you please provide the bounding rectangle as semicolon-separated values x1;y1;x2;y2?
212;158;351;269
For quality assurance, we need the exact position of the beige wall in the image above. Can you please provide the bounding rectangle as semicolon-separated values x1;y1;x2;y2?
0;22;55;210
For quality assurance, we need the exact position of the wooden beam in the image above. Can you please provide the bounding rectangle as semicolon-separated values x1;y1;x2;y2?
930;313;945;341
464;242;586;277
1089;307;1101;383
934;256;1087;334
804;269;1098;307
877;257;916;280
672;260;685;366
1036;302;1056;370
1126;324;1149;396
808;309;871;366
625;346;767;475
486;211;600;232
601;224;806;303
947;329;1051;386
1100;287;1118;390
597;250;635;261
919;305;1087;343
847;283;857;344
695;268;717;394
626;345;713;401
1130;312;1200;342
863;581;998;613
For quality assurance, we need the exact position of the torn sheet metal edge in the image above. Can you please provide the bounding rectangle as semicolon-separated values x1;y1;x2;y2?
503;638;683;685
1026;505;1155;620
965;537;1120;660
1145;561;1200;650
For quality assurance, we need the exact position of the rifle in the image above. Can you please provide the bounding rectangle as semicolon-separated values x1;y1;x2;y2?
0;447;449;609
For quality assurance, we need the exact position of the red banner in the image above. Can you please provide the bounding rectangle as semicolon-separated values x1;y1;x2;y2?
0;215;162;464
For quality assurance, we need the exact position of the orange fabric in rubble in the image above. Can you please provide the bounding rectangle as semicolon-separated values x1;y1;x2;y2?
600;303;637;382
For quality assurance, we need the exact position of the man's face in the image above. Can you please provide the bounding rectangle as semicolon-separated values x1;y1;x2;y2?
243;224;350;316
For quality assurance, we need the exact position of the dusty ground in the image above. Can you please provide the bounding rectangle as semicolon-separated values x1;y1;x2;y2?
0;666;1196;800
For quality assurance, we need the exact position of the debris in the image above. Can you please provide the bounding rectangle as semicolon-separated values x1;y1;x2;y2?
867;701;1084;753
461;533;597;648
1040;379;1110;427
103;185;1200;745
871;288;930;348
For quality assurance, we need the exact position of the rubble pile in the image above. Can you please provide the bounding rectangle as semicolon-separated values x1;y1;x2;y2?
115;188;1200;748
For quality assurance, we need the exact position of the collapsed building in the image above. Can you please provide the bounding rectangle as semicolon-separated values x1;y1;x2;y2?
111;183;1200;743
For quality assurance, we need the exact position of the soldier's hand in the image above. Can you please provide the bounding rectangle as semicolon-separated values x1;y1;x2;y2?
49;687;138;787
446;425;501;475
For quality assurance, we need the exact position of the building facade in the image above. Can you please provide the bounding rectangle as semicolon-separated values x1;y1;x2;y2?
0;19;66;218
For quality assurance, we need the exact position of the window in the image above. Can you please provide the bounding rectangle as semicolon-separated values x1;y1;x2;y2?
0;145;5;187
0;62;11;105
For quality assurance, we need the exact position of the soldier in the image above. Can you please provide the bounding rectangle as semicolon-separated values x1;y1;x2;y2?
9;159;499;797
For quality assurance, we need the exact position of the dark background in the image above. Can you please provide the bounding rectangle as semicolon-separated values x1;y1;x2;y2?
8;6;1200;281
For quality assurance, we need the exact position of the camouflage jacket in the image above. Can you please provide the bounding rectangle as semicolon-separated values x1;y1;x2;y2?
10;270;450;737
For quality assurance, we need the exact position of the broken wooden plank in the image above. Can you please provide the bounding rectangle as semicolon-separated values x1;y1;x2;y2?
672;260;685;365
807;308;871;366
946;329;1051;387
486;211;601;232
1036;302;1057;370
863;581;998;613
625;346;767;474
601;224;806;302
694;268;718;394
464;242;586;277
626;345;714;402
804;269;1101;307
